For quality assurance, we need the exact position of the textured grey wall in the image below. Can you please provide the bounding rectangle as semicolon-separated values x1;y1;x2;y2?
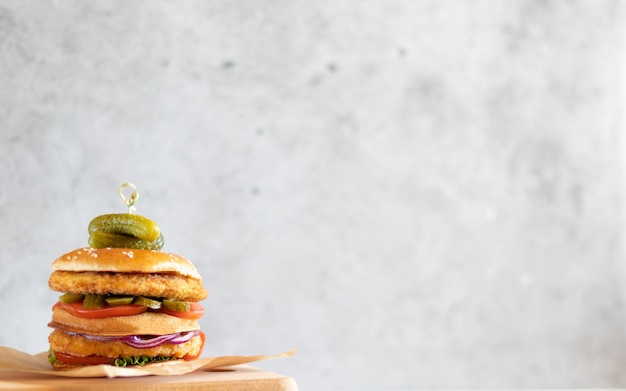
0;1;624;389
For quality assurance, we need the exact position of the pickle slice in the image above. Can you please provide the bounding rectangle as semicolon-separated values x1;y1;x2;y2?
105;296;135;306
59;293;85;304
162;299;190;312
88;213;161;242
88;231;164;251
133;296;162;309
83;294;106;309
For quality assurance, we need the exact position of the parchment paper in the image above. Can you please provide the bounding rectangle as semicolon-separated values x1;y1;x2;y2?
0;345;296;378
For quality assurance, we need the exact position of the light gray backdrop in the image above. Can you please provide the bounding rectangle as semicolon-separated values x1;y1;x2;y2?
1;1;625;389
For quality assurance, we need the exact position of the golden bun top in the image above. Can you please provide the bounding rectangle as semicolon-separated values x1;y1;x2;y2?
52;247;203;280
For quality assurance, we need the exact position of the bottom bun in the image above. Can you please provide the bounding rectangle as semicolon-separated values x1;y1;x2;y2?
49;355;186;371
50;307;201;336
51;360;89;371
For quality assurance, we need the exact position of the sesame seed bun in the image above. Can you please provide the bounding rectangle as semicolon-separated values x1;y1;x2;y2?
52;247;203;279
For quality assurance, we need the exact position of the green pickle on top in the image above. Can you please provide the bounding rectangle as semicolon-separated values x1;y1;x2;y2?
87;213;164;251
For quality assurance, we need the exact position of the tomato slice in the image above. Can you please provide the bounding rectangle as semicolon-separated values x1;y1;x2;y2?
54;351;116;365
183;331;206;361
53;301;204;320
54;301;147;319
155;302;204;320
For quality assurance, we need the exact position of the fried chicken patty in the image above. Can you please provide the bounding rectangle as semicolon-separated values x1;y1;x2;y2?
49;329;203;359
48;271;208;302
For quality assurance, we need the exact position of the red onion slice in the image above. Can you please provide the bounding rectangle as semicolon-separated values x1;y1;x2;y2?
65;330;200;349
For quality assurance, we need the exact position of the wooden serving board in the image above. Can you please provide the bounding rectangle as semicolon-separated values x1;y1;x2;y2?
0;365;298;391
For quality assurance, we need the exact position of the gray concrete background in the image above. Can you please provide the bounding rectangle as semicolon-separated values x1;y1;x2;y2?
1;1;625;389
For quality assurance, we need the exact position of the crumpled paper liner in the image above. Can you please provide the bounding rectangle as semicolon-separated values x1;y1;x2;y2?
0;345;296;378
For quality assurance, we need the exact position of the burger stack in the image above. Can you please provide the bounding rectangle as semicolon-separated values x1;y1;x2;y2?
46;205;208;370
